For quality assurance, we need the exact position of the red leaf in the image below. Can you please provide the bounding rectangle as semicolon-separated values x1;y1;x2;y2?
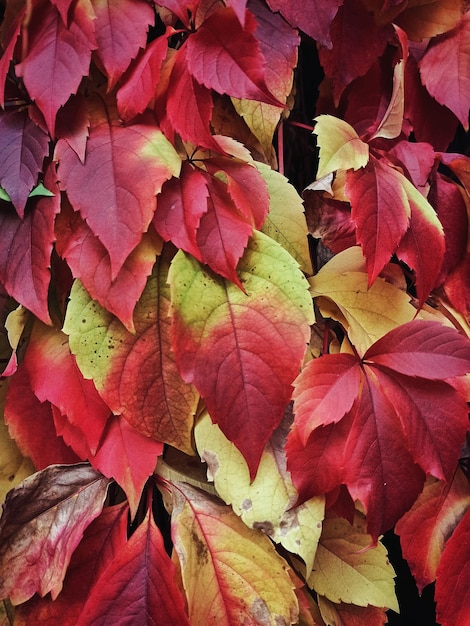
0;8;24;108
0;464;110;604
117;33;169;122
55;99;181;278
186;6;282;107
395;196;445;306
318;0;392;104
166;44;221;152
55;200;162;331
54;94;89;163
388;140;436;189
435;507;470;626
404;55;459;151
15;0;96;134
23;321;110;455
154;161;209;260
288;320;470;537
363;319;470;380
76;505;190;626
14;502;129;626
419;13;470;130
293;353;362;444
195;173;253;286
345;156;410;284
0;162;60;324
157;0;197;27
265;0;341;48
5;363;81;469
0;108;50;216
90;0;154;90
396;469;470;592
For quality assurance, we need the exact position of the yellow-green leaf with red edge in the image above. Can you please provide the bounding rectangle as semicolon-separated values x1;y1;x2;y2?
63;248;198;455
169;230;313;478
395;468;470;592
308;517;398;612
0;464;111;605
257;162;313;274
55;98;181;278
309;247;416;354
195;409;325;578
435;506;470;626
314;115;369;180
170;481;299;625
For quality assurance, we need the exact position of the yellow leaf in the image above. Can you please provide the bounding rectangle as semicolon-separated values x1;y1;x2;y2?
310;249;416;354
0;380;35;505
309;517;398;612
171;482;299;625
195;411;324;577
257;162;313;275
314;115;369;179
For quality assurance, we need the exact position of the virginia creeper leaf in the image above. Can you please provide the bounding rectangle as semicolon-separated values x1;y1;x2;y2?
314;115;369;179
318;595;389;626
310;249;416;354
5;363;81;469
195;410;325;577
54;94;90;163
117;33;169;122
55;200;163;331
186;7;283;107
23;320;110;455
0;7;24;108
363;319;470;379
15;0;96;134
171;481;299;625
14;502;129;626
318;0;391;105
308;517;398;611
55;101;181;278
435;507;470;626
395;470;470;592
169;230;313;477
264;0;341;48
166;44;222;152
232;0;299;152
0;108;50;216
256;162;313;274
76;504;190;626
0;163;61;325
395;0;464;42
64;251;198;455
0;463;110;604
345;156;411;285
90;0;154;91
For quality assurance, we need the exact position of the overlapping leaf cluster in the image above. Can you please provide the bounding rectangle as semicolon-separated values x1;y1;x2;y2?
0;0;469;624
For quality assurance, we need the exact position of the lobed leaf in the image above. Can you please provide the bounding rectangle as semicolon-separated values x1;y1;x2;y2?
169;230;313;477
0;464;110;604
171;482;299;625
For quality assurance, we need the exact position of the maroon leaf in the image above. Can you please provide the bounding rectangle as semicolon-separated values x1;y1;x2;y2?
265;0;342;48
76;505;190;626
186;6;283;107
15;0;96;134
0;108;50;216
0;464;111;604
0;162;60;324
435;507;470;626
90;0;154;90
